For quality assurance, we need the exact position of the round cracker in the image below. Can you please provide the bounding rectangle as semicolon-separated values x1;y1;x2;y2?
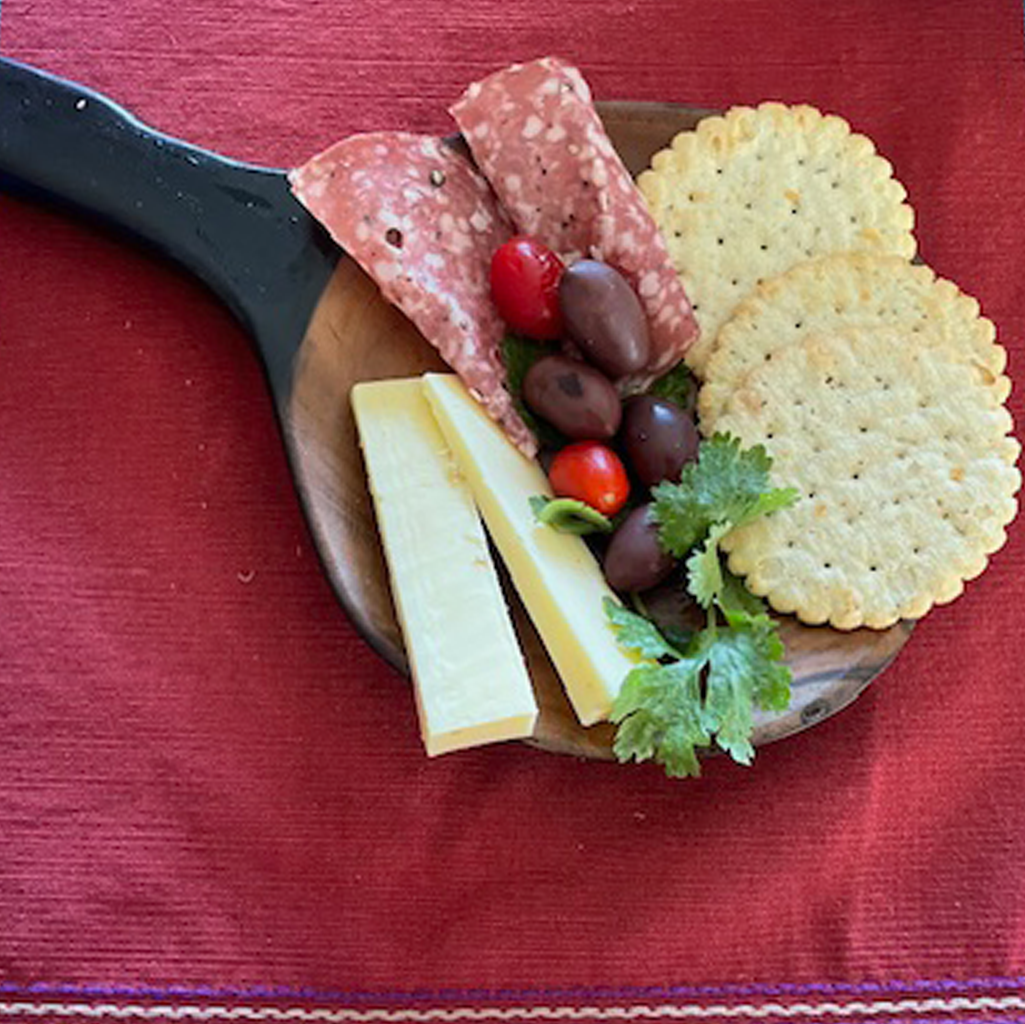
715;327;1020;631
638;102;916;373
699;251;1011;430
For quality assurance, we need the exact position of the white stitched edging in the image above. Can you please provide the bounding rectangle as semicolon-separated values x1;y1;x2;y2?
0;994;1025;1022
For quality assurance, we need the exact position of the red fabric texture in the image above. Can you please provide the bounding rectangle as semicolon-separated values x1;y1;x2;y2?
2;0;1025;1009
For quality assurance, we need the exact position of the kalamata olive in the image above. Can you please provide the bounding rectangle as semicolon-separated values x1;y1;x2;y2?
523;355;622;440
603;505;676;593
621;395;699;486
559;260;651;377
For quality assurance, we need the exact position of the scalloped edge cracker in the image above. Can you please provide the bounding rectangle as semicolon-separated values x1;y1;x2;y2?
638;103;916;374
713;327;1020;631
699;252;1011;430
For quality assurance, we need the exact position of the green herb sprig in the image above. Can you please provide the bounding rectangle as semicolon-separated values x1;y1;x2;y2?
606;434;799;778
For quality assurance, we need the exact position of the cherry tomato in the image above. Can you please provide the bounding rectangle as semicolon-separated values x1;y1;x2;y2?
490;236;564;340
548;442;630;517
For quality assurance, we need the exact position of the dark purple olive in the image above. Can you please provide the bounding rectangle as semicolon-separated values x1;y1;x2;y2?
523;355;622;440
621;395;699;486
559;260;651;377
603;505;676;593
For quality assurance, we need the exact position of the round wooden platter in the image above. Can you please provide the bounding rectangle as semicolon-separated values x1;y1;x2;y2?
285;101;913;761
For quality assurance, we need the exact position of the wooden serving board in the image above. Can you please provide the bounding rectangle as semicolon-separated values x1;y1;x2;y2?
287;103;913;760
0;63;912;760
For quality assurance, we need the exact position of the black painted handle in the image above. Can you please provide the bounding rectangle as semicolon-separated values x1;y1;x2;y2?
0;58;338;400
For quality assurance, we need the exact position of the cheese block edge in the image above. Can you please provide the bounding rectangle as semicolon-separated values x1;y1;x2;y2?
351;377;538;755
421;372;638;726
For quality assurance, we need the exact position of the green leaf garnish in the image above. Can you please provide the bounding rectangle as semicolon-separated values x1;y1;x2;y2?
684;522;730;610
605;433;798;779
531;496;612;535
718;568;769;617
651;433;799;557
604;597;682;661
646;361;695;410
612;659;709;778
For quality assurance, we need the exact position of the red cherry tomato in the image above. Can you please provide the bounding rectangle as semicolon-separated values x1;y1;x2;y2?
490;236;565;340
548;442;631;517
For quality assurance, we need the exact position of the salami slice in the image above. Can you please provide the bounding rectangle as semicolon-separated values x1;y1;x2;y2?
289;133;536;456
450;58;700;387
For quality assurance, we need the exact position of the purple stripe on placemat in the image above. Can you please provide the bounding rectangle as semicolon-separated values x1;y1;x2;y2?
0;974;1024;1004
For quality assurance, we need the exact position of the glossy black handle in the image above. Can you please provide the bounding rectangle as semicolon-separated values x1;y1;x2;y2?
0;58;338;400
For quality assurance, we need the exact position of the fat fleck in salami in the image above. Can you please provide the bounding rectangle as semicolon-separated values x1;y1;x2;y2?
289;133;536;456
450;58;699;386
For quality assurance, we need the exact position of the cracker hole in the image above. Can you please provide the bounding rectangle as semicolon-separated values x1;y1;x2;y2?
759;243;768;251
717;237;724;245
823;562;832;569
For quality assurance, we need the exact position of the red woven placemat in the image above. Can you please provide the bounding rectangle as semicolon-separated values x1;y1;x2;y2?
2;1;1025;1019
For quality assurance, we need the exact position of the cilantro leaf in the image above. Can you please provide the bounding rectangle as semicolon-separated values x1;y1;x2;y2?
501;333;544;396
650;478;712;557
531;496;613;535
702;613;792;765
603;597;682;661
718;569;769;617
604;432;798;780
720;609;792;713
651;433;798;556
685;522;730;609
734;486;802;528
646;361;695;410
703;641;758;765
611;660;709;778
